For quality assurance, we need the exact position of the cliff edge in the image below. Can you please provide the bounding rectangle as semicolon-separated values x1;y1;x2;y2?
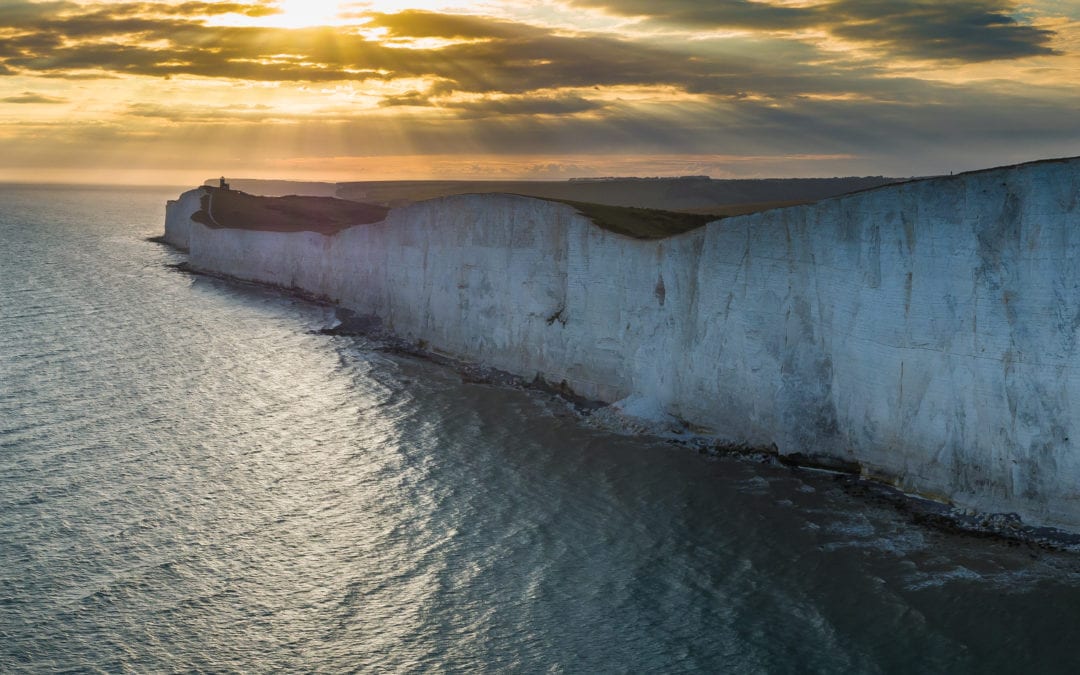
164;157;1080;533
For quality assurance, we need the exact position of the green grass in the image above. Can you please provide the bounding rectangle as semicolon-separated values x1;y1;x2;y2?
191;192;214;227
195;187;388;234
550;199;721;239
191;186;726;240
677;199;811;217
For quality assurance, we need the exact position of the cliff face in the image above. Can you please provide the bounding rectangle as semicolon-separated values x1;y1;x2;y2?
165;158;1080;531
163;188;203;251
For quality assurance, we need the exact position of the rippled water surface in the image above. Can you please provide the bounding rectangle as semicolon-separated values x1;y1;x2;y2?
3;184;1080;672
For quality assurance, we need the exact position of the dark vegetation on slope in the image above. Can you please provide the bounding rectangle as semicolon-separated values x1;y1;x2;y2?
192;186;719;240
191;171;908;240
202;175;902;239
188;186;770;240
547;199;720;239
559;198;828;240
192;187;388;234
332;176;897;212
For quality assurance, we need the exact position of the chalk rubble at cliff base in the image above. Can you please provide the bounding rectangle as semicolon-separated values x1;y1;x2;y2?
164;157;1080;535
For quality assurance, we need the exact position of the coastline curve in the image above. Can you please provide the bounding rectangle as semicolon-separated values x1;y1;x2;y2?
163;158;1080;533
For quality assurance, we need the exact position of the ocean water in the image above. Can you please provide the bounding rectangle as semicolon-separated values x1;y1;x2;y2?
3;184;1080;673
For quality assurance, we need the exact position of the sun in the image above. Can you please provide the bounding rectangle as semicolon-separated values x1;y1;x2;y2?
274;0;349;27
269;1;467;27
203;0;472;29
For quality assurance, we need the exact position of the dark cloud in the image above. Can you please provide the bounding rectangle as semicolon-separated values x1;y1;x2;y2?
381;92;605;117
4;37;387;82
0;1;76;24
0;0;1058;113
569;0;813;30
0;5;768;96
363;9;535;39
0;0;276;32
1;90;67;103
827;0;1056;60
378;90;433;107
570;0;1057;61
126;102;276;120
0;32;64;57
0;0;1074;175
167;1;279;17
451;95;605;117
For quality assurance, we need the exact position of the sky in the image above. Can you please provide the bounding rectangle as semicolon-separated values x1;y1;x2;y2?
0;0;1078;185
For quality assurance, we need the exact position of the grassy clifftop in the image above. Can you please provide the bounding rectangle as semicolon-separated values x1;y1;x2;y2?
333;176;896;211
191;186;719;240
196;174;905;240
550;199;719;239
193;187;388;235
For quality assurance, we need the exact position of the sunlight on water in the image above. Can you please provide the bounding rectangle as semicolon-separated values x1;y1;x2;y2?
2;185;1080;672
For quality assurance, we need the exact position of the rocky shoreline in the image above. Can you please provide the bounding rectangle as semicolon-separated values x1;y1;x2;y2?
161;253;1080;552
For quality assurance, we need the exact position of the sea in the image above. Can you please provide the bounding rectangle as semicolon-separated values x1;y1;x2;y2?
3;183;1080;673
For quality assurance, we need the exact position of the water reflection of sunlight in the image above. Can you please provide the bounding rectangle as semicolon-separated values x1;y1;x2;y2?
199;306;449;660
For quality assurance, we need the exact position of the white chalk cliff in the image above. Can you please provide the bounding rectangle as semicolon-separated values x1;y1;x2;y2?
165;158;1080;531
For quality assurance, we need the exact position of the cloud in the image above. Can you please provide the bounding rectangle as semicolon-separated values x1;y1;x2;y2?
363;9;536;39
378;90;432;108
166;1;280;17
568;0;814;30
125;101;277;121
381;92;606;117
0;0;278;22
2;76;1076;181
570;0;1057;61
0;1;1061;110
449;95;605;117
827;0;1057;60
1;91;67;103
0;0;1075;182
0;6;769;95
